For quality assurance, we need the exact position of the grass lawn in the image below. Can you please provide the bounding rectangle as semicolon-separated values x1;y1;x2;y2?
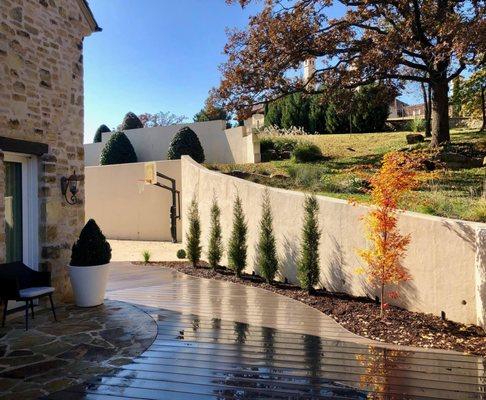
207;129;486;222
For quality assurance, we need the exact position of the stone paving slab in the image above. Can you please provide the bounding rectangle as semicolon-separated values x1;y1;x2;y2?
0;300;156;399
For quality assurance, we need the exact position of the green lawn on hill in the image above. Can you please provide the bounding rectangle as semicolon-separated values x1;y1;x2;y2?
208;130;486;222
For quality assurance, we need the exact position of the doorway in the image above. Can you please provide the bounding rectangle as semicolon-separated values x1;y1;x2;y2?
3;153;39;270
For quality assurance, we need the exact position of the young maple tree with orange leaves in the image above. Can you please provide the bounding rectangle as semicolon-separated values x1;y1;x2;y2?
358;151;430;318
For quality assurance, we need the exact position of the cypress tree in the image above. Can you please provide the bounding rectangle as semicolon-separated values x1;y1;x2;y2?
297;195;321;294
228;193;247;278
325;103;348;134
256;190;279;283
264;100;283;127
186;196;202;268
308;96;327;134
207;196;223;269
281;94;301;129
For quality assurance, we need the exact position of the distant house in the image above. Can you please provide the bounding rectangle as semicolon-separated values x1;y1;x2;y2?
404;103;426;117
389;98;409;118
0;0;100;299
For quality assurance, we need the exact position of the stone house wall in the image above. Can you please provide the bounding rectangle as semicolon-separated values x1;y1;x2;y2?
0;0;96;299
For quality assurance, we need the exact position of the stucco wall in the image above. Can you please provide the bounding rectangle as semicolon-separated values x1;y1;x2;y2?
84;121;260;166
85;160;182;242
181;156;486;328
0;0;94;299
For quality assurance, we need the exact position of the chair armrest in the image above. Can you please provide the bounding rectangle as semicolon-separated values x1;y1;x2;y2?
31;270;51;287
0;278;20;300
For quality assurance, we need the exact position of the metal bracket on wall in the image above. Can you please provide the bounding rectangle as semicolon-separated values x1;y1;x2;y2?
153;172;181;243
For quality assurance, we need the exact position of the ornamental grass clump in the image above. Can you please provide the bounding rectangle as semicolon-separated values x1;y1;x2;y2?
207;196;223;269
256;190;279;283
357;151;430;318
297;195;321;294
142;250;151;264
228;193;247;278
186;196;202;268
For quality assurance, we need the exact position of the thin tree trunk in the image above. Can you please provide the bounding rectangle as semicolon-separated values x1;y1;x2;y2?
421;82;432;137
481;85;485;132
430;80;451;146
380;283;385;318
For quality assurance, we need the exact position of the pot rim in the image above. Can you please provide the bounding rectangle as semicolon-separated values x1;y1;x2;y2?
68;263;111;269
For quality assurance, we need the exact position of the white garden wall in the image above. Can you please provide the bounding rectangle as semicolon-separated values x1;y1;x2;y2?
85;160;181;241
84;120;260;166
181;156;486;328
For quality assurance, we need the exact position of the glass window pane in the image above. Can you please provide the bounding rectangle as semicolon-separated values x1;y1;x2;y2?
5;161;23;263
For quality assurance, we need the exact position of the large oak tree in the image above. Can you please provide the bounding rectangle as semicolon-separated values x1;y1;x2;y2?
217;0;485;145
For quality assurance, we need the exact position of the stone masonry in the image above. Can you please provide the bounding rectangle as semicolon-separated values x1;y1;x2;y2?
0;0;98;299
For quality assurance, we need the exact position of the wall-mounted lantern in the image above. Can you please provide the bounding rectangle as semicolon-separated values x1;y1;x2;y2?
61;170;80;205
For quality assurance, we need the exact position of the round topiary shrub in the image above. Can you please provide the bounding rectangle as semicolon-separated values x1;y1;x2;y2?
100;132;138;165
176;249;186;259
167;126;205;163
292;142;323;163
120;112;143;130
71;219;112;266
93;124;111;143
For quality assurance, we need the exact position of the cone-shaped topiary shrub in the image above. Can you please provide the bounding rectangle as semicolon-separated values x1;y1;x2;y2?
71;219;112;266
120;112;143;130
297;195;321;293
228;193;247;278
93;124;110;143
186;195;202;268
207;196;223;269
257;190;279;283
99;132;137;165
167;126;205;163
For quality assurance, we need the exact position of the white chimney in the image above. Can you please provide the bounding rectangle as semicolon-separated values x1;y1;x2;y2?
303;58;316;89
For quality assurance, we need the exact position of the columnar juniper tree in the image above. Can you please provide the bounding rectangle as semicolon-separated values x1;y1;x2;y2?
297;195;321;294
228;193;248;278
186;195;202;268
207;196;223;270
217;0;485;146
257;190;279;283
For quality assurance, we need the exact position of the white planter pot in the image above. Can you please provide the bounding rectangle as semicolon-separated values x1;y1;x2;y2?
68;263;110;307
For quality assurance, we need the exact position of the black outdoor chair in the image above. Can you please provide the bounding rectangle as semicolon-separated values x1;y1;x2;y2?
0;262;57;331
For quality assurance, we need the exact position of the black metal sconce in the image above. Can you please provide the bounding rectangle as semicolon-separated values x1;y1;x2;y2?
61;170;80;205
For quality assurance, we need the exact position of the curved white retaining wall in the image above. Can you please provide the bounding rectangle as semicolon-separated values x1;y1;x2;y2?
181;156;486;328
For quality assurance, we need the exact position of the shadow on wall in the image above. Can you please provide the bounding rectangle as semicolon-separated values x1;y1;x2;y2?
442;220;477;250
324;234;351;293
356;265;418;310
280;235;299;283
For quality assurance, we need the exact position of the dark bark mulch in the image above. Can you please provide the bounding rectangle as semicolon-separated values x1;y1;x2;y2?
135;261;486;357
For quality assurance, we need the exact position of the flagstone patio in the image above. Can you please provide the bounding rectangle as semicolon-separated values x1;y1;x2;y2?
0;299;156;399
40;263;485;399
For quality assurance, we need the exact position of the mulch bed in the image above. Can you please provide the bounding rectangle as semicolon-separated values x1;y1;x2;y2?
135;261;486;357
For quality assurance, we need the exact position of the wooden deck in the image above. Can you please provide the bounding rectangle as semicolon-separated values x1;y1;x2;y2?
46;263;485;399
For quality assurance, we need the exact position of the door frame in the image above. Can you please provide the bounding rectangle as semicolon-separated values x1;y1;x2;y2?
3;152;39;270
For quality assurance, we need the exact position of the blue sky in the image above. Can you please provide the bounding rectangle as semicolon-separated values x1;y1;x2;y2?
83;1;420;143
83;0;261;143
